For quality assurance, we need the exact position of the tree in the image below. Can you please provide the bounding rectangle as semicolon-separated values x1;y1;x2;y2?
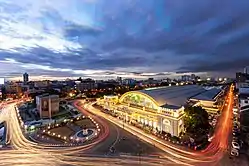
184;106;211;141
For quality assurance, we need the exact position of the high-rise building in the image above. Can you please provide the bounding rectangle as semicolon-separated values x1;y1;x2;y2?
191;74;196;81
236;72;249;88
116;77;122;84
236;72;249;83
23;73;29;84
244;66;249;74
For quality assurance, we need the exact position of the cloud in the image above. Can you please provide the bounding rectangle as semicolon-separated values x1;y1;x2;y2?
0;0;249;80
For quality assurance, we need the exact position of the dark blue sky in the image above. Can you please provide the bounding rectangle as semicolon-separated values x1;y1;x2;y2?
0;0;249;80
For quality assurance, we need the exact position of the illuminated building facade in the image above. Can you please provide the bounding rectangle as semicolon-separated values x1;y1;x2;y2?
100;92;185;137
98;85;223;137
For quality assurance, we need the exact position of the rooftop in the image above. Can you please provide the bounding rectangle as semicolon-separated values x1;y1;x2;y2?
139;85;206;108
190;88;221;101
239;87;249;94
37;94;59;98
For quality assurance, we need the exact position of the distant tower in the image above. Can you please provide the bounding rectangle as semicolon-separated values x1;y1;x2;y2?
244;66;249;74
116;76;122;84
23;73;29;84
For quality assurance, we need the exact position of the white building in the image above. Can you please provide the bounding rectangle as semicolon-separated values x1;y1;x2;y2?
189;87;223;114
98;85;209;137
239;88;249;113
98;85;224;137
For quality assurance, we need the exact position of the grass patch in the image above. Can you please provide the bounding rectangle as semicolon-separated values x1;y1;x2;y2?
74;119;96;128
49;126;74;137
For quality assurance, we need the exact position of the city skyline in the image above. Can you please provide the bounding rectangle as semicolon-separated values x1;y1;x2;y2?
0;1;249;165
1;0;249;80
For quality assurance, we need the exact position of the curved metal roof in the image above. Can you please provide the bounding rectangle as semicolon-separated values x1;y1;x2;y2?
138;85;206;108
190;88;221;101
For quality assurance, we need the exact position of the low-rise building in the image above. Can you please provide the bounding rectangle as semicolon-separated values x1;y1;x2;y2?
75;82;97;91
34;80;50;88
189;87;224;114
36;94;59;119
5;83;22;97
122;78;136;86
238;88;249;113
75;78;97;91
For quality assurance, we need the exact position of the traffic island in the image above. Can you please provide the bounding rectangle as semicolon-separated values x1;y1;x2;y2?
32;115;101;146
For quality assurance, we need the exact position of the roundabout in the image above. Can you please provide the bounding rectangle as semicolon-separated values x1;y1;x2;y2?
74;128;97;142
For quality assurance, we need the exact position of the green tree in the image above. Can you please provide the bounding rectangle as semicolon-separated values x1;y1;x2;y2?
184;106;211;140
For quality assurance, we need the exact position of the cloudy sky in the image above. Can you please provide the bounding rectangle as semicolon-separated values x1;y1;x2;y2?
0;0;249;81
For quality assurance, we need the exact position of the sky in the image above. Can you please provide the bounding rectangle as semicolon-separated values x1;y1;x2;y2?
0;0;249;81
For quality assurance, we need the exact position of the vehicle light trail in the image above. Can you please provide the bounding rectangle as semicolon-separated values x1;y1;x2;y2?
82;85;234;165
0;86;234;166
0;102;169;166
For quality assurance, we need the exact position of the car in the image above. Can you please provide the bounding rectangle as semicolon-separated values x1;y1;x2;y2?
232;141;240;150
233;127;239;131
233;128;240;134
233;121;238;126
231;148;239;156
234;125;239;128
232;132;239;136
232;137;239;142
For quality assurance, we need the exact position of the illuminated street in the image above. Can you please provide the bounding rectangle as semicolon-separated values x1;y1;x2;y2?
0;102;171;166
0;0;248;165
80;86;235;165
0;85;235;165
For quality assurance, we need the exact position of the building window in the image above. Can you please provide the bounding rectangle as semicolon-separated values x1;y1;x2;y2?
163;119;171;125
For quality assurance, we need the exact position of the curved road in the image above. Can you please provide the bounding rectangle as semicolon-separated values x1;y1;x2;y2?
0;85;233;166
0;102;171;166
81;85;234;166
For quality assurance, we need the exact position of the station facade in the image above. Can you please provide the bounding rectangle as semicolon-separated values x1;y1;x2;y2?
98;92;185;137
97;85;223;137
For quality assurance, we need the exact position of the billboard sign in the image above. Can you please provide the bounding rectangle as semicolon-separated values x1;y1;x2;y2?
42;98;49;112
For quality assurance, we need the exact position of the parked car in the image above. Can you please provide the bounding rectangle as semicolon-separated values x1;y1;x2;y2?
233;125;239;129
232;137;239;142
230;148;239;156
232;132;239;136
232;141;240;150
233;128;239;133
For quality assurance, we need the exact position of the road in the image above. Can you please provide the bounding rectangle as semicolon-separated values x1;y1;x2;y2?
81;85;235;166
0;102;171;166
73;101;163;156
0;85;234;166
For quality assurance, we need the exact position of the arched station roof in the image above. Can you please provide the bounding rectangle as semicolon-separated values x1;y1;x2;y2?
120;85;206;109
